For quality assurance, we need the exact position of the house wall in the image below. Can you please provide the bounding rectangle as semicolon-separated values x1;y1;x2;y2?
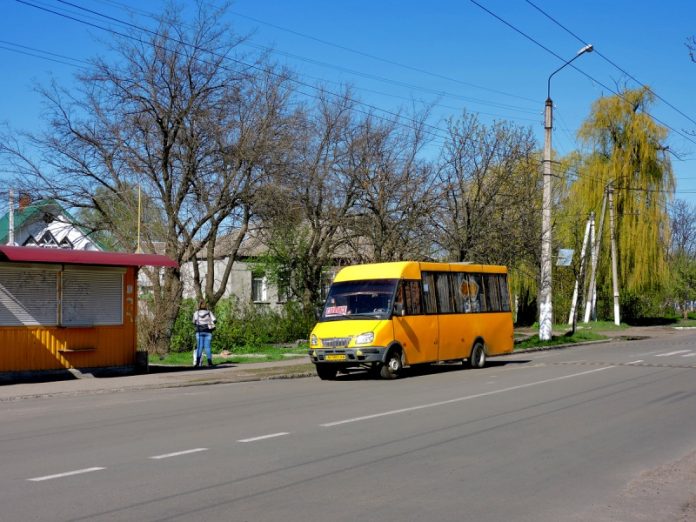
0;266;138;372
179;259;284;308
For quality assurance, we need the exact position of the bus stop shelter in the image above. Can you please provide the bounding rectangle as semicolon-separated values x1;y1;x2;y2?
0;245;177;377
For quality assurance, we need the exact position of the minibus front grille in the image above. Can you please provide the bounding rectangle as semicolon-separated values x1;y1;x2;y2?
321;337;352;348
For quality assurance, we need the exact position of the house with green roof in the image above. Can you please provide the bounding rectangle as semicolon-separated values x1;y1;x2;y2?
0;198;102;251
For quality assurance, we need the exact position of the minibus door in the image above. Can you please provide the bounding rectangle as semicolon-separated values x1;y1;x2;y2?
392;279;439;365
392;314;438;365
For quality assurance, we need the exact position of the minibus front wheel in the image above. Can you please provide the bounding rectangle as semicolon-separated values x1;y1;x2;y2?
380;348;403;379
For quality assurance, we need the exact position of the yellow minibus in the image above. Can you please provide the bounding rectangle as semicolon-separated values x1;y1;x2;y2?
309;261;514;379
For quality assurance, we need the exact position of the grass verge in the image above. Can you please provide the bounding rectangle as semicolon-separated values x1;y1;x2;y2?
515;330;608;350
154;345;309;366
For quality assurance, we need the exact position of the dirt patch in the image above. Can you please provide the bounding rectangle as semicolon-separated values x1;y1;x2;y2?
579;450;696;521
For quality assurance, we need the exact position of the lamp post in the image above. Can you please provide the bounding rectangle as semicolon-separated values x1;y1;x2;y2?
539;43;593;341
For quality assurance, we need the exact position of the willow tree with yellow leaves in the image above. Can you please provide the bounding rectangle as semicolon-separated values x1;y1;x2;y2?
569;86;674;317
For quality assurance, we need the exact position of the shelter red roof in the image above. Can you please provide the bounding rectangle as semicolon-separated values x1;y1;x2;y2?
0;245;177;268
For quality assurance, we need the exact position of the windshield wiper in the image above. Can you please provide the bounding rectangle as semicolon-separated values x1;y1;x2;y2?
323;312;382;320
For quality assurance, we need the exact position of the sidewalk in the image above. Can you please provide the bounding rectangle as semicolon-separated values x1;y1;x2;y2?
0;325;688;402
0;357;315;402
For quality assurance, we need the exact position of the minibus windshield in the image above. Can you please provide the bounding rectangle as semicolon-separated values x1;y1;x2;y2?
321;279;398;321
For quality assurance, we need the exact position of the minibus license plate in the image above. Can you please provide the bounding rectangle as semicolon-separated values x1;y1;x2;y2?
325;354;346;361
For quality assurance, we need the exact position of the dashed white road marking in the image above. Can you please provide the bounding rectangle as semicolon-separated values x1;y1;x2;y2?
682;353;696;357
28;467;105;482
656;350;691;357
238;432;289;443
149;448;208;460
626;360;644;365
320;366;615;428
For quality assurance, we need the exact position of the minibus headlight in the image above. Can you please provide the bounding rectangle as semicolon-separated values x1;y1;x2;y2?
310;334;318;346
355;332;374;345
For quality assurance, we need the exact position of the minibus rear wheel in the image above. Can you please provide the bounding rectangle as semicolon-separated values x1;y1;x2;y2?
380;348;403;379
467;341;486;369
316;364;338;380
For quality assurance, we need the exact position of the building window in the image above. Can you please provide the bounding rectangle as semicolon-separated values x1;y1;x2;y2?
37;231;60;248
252;275;268;303
276;270;292;303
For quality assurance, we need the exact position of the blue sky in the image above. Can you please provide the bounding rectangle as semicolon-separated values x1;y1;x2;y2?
2;0;696;206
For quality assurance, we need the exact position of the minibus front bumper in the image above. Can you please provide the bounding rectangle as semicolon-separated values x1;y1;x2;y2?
309;347;386;365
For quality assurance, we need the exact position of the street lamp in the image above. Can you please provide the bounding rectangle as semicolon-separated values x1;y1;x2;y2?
539;43;593;341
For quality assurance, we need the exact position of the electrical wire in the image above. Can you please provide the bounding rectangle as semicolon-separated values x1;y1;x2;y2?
15;0;454;146
0;39;89;68
524;0;696;129
66;0;541;117
93;0;541;106
468;0;696;149
8;0;693;208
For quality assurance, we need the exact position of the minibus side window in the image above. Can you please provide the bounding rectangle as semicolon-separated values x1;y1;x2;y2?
468;274;484;312
484;275;502;312
452;272;473;313
435;272;453;313
499;275;511;312
421;272;438;314
403;280;423;315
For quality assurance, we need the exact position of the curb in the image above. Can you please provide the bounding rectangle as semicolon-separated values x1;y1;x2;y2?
512;338;613;354
0;366;317;403
510;334;651;355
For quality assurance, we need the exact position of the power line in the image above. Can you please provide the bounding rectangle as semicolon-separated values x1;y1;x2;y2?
15;0;453;146
468;0;696;149
87;0;541;117
228;10;542;105
524;0;696;129
94;0;541;106
0;35;542;133
0;39;89;68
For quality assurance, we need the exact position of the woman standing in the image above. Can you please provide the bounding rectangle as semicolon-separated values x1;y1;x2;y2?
192;300;216;367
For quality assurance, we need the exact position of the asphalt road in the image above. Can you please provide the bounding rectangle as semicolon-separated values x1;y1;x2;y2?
1;329;695;521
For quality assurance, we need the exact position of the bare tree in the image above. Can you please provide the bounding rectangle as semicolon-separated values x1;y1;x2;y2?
434;112;540;266
346;110;438;262
257;89;363;309
0;2;295;352
669;199;696;318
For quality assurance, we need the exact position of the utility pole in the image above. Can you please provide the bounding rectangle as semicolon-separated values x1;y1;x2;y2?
8;189;14;246
539;43;593;341
568;212;593;326
608;182;621;325
583;188;608;323
136;183;142;253
539;95;554;340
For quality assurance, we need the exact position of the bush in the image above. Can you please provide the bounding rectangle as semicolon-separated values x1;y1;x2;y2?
169;298;197;353
168;298;315;353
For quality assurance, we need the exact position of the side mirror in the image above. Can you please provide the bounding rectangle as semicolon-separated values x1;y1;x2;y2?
315;307;323;320
393;302;405;317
